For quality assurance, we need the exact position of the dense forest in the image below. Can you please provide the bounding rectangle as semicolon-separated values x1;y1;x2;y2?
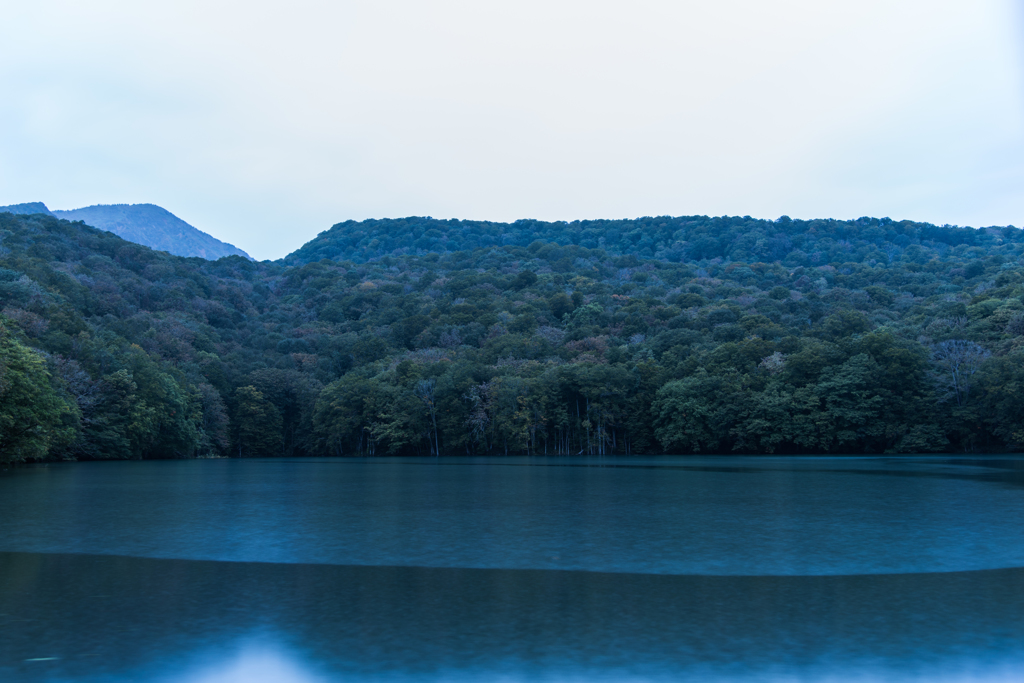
1;210;1023;463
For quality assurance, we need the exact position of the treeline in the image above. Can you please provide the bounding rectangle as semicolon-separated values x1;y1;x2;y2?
283;214;1002;266
1;210;1023;462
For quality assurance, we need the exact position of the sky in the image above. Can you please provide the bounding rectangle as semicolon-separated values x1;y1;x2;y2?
2;1;1023;260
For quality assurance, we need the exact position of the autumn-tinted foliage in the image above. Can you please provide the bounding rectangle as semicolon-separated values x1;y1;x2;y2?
2;210;1024;462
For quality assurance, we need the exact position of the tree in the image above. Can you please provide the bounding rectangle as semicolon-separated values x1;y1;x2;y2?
549;292;574;320
977;352;1024;449
932;340;990;408
464;381;492;452
0;322;79;463
652;370;742;453
247;368;323;457
196;382;230;456
415;378;441;456
125;349;201;458
809;353;887;451
512;271;538;290
84;369;157;459
233;386;283;457
363;379;427;454
313;374;372;455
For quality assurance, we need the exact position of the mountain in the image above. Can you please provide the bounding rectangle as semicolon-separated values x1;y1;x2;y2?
50;204;251;261
2;210;1024;463
0;202;54;216
0;202;250;261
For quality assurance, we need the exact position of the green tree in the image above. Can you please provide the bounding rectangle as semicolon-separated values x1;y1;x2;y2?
313;374;372;455
653;370;742;453
233;386;284;457
363;379;428;454
0;322;79;463
415;378;441;456
83;369;158;459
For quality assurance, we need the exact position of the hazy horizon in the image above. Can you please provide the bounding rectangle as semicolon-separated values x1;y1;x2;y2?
3;1;1023;260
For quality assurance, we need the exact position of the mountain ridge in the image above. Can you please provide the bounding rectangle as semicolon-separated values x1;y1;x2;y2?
0;202;54;217
53;204;251;261
0;202;250;261
279;214;1010;267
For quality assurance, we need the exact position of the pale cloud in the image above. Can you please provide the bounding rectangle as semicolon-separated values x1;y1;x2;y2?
1;1;1022;259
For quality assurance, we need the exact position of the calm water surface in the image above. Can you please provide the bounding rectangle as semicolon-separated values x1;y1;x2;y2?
1;456;1023;682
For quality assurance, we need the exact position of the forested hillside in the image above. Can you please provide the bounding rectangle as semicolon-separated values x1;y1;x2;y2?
2;210;1023;463
285;214;1006;267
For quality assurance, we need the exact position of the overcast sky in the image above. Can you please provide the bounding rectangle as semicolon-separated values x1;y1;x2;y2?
2;1;1023;260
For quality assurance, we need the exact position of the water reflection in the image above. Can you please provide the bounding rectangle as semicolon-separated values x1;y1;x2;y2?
165;645;1024;683
2;457;1024;681
3;552;1024;682
3;457;1024;575
160;642;328;683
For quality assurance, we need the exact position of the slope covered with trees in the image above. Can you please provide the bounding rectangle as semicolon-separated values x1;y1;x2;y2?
2;210;1023;463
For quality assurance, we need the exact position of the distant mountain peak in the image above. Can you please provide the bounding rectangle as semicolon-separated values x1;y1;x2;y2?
0;202;54;216
50;203;251;261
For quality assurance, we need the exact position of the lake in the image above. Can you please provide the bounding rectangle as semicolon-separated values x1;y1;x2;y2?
2;456;1024;682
